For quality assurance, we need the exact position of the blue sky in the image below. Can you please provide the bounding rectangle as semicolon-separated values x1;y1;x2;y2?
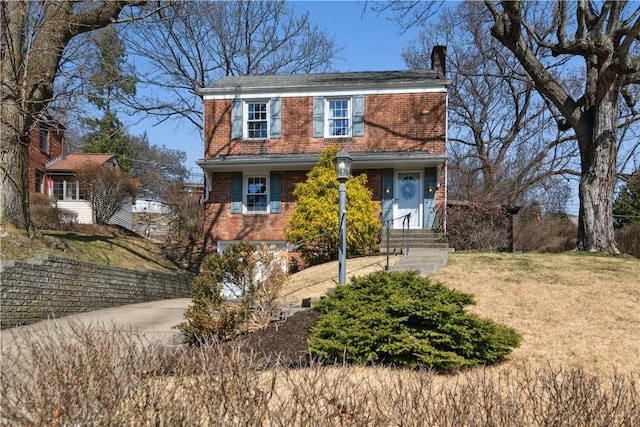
129;1;424;175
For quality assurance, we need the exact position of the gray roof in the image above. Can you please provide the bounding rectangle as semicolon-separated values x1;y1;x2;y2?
201;70;449;95
197;151;447;172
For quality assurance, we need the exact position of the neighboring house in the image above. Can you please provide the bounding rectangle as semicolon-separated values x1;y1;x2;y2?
28;117;64;194
45;153;133;230
198;46;449;253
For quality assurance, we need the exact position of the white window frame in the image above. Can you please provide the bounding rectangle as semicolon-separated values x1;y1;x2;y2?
325;97;351;137
51;178;81;201
244;100;270;140
244;174;269;214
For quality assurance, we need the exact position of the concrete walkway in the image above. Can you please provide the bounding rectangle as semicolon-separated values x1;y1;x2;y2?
387;248;451;276
0;298;192;353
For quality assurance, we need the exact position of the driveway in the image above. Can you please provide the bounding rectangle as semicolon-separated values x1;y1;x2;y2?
0;298;191;354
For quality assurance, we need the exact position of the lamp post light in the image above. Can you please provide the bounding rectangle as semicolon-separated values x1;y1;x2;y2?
333;149;352;285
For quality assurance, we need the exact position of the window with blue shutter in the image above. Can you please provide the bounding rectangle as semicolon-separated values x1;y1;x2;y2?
231;173;243;213
314;96;364;137
270;171;282;213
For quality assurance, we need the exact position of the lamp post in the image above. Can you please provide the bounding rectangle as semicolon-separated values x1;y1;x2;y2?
333;149;352;285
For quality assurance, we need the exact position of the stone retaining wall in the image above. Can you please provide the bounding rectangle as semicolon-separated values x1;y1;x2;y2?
0;254;194;329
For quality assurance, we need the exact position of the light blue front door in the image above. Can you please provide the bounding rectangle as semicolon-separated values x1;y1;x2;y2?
394;172;422;229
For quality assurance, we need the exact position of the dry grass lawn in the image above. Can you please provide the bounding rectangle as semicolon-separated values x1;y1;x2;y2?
430;252;640;377
280;251;639;378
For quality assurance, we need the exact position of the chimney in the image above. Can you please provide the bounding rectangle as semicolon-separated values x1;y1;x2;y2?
431;45;446;77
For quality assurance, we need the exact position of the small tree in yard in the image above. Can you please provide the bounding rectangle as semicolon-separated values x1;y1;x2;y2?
75;162;137;225
286;147;380;266
613;171;640;229
309;271;521;372
177;242;288;344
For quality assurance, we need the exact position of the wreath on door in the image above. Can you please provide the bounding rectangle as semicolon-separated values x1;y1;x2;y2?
400;178;416;199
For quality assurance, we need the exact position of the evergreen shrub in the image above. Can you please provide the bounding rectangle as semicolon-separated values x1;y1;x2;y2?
286;147;380;266
309;271;521;372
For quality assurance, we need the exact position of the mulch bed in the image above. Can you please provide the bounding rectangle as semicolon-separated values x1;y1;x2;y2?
235;309;320;367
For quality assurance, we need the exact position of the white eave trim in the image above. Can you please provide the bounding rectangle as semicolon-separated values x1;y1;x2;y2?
201;85;448;100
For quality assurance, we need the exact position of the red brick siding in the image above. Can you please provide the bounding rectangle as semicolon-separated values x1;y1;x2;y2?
202;91;447;251
28;123;63;193
203;92;446;158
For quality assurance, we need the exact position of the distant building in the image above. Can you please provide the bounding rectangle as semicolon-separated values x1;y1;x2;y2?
45;153;133;230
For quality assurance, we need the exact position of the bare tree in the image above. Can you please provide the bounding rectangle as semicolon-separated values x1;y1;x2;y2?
0;0;146;232
75;162;137;225
124;0;339;131
385;0;640;253
484;1;640;253
403;2;576;208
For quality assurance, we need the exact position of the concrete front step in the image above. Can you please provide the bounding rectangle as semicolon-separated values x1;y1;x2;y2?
380;229;449;253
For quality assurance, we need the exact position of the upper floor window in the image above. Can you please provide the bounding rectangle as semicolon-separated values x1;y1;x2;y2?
327;99;350;136
231;98;281;140
313;95;364;138
39;124;49;153
245;102;268;139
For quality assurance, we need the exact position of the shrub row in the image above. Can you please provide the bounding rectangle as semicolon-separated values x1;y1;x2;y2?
2;324;638;426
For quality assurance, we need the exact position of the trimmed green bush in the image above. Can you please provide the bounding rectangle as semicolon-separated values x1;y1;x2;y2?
286;146;380;266
309;271;521;372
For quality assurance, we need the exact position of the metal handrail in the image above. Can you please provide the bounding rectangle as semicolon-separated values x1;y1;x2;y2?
402;213;411;256
383;213;412;270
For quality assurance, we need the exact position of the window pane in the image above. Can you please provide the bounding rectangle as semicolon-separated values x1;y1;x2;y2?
39;126;48;152
330;119;349;136
327;99;350;136
65;181;77;200
52;180;64;200
246;177;267;212
247;102;268;139
329;100;349;118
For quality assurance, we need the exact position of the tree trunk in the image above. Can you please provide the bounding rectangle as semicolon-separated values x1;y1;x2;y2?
0;2;30;231
0;116;32;232
577;71;619;253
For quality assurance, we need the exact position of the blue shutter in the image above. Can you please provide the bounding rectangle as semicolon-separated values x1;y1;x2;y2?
313;96;324;137
382;169;394;223
424;168;437;228
352;95;364;136
231;99;243;139
270;171;282;213
231;173;243;214
270;97;281;139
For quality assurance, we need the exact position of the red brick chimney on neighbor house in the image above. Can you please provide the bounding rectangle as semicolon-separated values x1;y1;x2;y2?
431;45;446;77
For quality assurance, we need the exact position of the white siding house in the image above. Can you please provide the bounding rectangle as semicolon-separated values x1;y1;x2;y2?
45;153;134;230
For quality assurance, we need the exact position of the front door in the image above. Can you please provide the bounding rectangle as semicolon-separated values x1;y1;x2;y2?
394;172;422;229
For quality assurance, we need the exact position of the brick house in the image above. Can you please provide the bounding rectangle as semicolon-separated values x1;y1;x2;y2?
198;46;449;253
28;117;64;194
